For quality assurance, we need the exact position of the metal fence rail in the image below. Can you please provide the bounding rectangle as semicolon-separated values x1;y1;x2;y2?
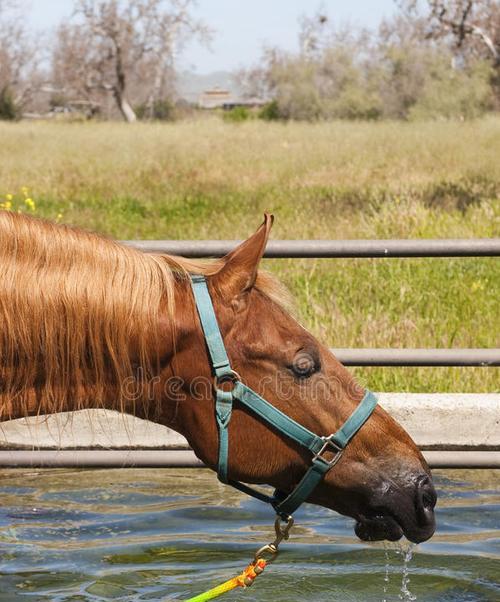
125;238;500;368
1;450;499;469
126;238;500;258
332;348;500;367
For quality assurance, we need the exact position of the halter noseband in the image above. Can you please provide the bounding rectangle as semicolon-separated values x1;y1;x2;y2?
190;275;378;520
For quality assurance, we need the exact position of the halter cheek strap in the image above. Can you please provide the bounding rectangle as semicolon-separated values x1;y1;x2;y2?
190;275;378;519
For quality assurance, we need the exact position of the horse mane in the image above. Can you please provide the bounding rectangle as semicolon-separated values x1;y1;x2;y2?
0;211;289;421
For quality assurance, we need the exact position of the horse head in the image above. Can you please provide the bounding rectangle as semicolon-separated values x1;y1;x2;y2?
161;215;436;544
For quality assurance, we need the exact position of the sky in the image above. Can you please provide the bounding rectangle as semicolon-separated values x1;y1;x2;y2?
28;0;397;74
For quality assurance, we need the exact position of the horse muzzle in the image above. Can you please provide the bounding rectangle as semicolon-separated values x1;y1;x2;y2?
354;473;437;544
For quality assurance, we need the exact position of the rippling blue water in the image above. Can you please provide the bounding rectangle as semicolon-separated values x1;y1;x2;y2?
0;469;498;601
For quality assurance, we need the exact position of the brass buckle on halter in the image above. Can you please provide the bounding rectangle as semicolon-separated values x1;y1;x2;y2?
312;435;344;467
253;515;294;564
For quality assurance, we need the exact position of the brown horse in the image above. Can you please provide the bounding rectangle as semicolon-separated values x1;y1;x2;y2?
0;211;436;543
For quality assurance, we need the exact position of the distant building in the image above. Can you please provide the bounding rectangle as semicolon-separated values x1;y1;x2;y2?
198;87;267;110
198;87;233;109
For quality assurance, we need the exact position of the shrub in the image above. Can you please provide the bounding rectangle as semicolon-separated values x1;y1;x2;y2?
222;106;251;123
0;87;18;121
136;99;175;121
324;86;382;120
152;99;175;121
408;60;494;120
258;99;282;121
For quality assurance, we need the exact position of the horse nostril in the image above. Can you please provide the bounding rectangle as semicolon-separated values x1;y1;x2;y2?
422;490;435;509
416;474;437;517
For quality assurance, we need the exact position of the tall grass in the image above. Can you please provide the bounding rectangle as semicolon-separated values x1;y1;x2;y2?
0;117;498;392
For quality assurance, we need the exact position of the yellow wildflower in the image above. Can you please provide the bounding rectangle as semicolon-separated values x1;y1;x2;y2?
0;201;12;210
21;186;29;197
56;212;63;223
24;197;36;211
5;193;13;201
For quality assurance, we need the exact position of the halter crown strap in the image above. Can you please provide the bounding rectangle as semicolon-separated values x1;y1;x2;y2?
191;275;233;379
191;275;234;483
190;275;378;518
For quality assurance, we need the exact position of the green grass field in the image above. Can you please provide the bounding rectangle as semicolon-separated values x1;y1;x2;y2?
1;117;499;392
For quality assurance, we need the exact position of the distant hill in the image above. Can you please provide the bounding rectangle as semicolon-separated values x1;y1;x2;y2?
176;70;243;103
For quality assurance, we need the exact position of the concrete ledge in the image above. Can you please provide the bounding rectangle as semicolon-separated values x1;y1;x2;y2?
0;394;498;451
0;409;186;450
378;393;500;449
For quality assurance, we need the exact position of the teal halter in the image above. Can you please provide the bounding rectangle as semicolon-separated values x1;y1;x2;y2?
190;275;378;519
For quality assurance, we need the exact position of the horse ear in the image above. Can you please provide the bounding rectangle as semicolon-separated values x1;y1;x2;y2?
212;213;273;299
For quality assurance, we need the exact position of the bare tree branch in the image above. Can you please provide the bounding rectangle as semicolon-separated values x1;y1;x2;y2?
403;1;500;66
53;0;210;122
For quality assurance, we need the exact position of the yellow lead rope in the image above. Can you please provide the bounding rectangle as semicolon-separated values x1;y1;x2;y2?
176;515;293;602
183;559;267;602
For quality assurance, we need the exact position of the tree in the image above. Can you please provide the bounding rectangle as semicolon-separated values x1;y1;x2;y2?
240;5;494;121
399;1;499;66
399;1;499;104
53;0;209;122
239;14;382;121
428;1;498;64
0;0;42;118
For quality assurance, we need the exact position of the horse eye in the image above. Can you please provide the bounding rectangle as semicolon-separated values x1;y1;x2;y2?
290;350;320;379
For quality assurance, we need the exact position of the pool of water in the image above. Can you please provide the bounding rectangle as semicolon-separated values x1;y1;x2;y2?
0;468;498;601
